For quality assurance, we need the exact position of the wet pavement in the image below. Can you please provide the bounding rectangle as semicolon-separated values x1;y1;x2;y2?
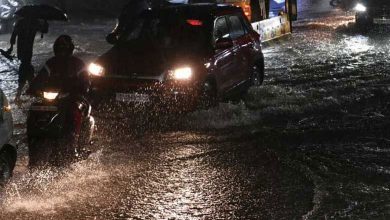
1;3;390;219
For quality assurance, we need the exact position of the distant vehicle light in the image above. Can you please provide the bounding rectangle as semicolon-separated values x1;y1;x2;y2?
354;3;367;12
170;67;193;80
4;104;11;112
187;19;203;26
88;63;105;77
3;96;11;112
43;92;59;101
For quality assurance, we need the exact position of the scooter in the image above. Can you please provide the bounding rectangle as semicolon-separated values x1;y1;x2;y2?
0;0;24;33
27;84;95;167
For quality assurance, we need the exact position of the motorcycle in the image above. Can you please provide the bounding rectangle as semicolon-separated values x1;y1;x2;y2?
27;83;95;167
0;0;24;33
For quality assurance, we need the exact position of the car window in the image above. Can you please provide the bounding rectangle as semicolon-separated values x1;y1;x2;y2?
119;11;210;51
228;15;245;39
239;14;252;33
121;19;146;41
213;17;229;43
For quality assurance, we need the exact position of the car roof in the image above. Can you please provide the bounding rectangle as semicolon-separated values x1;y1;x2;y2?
156;3;242;18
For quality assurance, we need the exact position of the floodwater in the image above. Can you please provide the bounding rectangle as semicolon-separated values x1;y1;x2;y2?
1;4;390;220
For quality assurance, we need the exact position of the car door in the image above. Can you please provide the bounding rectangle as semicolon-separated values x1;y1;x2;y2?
226;13;252;86
212;16;236;93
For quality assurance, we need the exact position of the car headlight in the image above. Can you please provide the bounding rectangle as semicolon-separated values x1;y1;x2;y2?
169;67;193;80
354;3;367;12
3;96;10;112
88;63;105;77
43;92;59;101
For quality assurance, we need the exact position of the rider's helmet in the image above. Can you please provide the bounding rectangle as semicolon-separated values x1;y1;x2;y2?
53;35;75;57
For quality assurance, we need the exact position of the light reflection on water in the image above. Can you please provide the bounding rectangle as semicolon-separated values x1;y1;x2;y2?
343;35;373;54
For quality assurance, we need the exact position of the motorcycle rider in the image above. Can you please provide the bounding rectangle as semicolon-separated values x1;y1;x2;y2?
29;35;89;94
27;35;90;167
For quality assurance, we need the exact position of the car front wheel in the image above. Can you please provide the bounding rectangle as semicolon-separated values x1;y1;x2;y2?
198;79;218;109
355;14;372;30
251;61;264;86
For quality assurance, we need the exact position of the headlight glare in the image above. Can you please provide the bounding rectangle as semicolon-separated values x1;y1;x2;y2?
88;63;105;77
170;67;193;80
43;92;59;101
354;3;366;12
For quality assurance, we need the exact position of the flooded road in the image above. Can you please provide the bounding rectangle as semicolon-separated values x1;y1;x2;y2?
1;5;390;220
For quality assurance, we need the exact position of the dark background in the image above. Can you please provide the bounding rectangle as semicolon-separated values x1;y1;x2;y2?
28;0;328;18
33;0;130;17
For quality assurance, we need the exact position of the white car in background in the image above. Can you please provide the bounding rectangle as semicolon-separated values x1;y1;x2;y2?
0;89;16;186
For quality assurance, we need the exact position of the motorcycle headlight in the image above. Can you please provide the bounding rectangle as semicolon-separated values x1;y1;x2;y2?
169;67;193;80
43;92;59;101
354;3;367;12
88;63;105;77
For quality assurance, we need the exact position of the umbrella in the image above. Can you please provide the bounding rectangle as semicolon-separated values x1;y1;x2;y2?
15;5;68;21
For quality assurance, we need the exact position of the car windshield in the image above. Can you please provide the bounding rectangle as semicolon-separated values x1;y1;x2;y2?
118;10;212;55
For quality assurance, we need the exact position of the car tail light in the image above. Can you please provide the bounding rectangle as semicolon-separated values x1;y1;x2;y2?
187;19;203;26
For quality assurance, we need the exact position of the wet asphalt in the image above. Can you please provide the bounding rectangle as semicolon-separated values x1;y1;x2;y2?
1;2;390;219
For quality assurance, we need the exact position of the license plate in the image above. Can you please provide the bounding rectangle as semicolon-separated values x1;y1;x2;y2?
374;18;390;24
115;93;150;103
30;106;58;112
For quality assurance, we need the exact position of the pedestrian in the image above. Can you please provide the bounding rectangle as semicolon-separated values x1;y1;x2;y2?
7;16;48;103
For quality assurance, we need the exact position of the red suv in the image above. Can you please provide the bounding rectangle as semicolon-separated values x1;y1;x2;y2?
88;4;264;112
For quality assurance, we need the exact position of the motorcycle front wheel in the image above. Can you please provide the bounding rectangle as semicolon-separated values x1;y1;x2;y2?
0;152;11;186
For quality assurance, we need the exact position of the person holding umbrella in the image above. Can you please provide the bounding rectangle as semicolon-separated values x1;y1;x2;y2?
7;17;48;103
6;4;68;104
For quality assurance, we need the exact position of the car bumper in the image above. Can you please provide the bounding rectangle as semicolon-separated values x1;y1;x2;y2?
357;8;390;24
89;77;201;113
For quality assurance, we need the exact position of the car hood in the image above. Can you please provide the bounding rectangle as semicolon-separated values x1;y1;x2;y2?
96;42;207;79
363;0;390;7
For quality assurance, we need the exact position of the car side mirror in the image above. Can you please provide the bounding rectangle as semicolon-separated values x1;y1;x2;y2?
106;33;119;45
215;38;233;50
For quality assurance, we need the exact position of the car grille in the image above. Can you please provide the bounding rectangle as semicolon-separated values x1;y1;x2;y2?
106;73;165;83
370;7;390;18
